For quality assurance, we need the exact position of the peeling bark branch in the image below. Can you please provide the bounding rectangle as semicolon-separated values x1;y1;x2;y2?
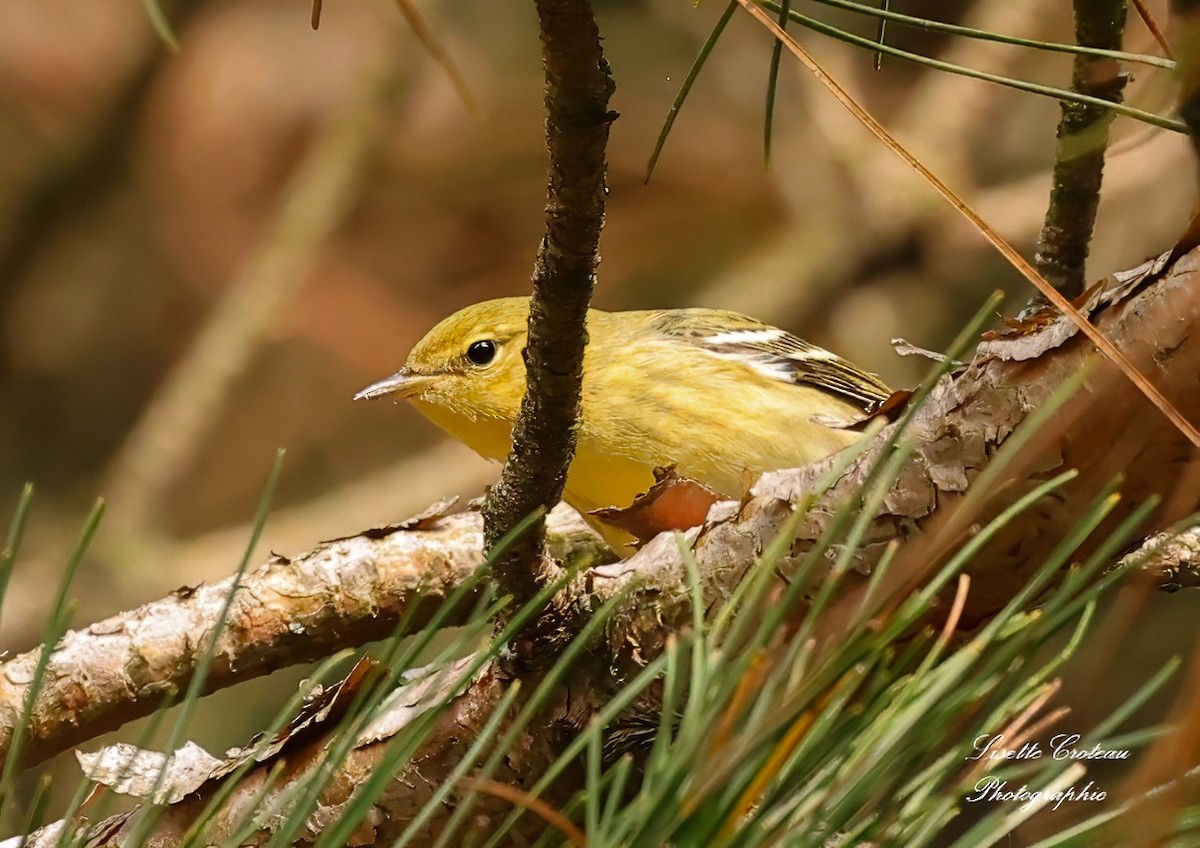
1122;526;1200;591
12;247;1200;845
1034;0;1127;299
481;0;615;611
0;507;606;770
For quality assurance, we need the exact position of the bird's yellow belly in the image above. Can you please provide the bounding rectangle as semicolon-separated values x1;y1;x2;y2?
412;400;513;463
414;399;669;550
412;393;861;554
561;447;657;516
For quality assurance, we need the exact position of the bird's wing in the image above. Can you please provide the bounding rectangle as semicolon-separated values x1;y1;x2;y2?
649;309;892;410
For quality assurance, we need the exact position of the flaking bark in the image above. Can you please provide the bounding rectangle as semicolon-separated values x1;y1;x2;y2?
0;505;606;770
13;246;1200;846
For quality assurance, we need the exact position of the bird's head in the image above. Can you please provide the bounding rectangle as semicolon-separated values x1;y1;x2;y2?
354;297;531;426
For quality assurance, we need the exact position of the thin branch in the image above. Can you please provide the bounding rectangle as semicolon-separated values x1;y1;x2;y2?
481;0;615;614
1035;0;1128;299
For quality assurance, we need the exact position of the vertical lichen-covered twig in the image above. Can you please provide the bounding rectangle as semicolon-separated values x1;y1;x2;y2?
1034;0;1127;299
481;1;615;612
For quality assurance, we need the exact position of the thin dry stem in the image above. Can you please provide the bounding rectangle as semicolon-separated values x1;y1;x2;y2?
393;0;478;114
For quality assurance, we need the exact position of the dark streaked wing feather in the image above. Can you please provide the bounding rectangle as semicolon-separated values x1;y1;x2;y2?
649;309;891;409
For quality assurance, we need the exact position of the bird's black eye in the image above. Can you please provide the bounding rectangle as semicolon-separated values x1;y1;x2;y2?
466;339;498;366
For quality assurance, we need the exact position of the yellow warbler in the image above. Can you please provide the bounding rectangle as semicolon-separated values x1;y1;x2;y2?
355;297;889;550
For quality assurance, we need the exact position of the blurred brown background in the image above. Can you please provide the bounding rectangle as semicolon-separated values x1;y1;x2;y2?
0;0;1195;832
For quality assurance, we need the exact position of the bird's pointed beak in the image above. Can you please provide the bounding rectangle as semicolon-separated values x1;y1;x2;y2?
353;368;431;402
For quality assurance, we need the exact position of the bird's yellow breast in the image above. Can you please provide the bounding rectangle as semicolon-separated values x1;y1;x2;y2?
412;395;658;531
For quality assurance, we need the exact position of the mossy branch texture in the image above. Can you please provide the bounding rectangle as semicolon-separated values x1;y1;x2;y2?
481;0;616;610
1034;0;1127;299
